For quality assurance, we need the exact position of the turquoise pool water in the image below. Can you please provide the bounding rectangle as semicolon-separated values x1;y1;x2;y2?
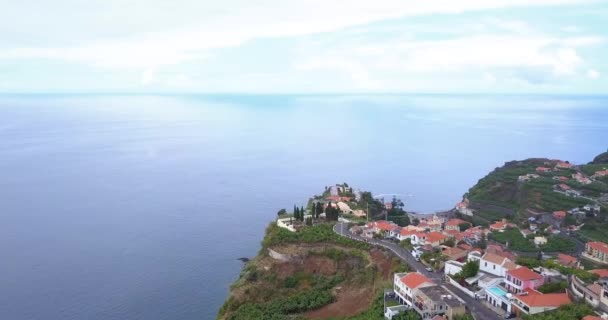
488;286;507;297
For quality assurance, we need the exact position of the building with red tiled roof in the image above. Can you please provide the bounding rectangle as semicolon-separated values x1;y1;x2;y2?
512;291;571;316
583;241;608;264
441;246;467;261
557;254;578;267
594;170;608;177
480;252;517;277
555;161;573;169
425;231;447;247
505;267;544;293
558;183;571;191
490;219;510;231
582;315;604;320
444;218;471;231
536;167;551;173
590;269;608;278
553;211;566;219
393;272;434;308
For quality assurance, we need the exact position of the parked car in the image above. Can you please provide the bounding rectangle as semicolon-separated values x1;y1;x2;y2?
504;313;516;319
425;267;433;272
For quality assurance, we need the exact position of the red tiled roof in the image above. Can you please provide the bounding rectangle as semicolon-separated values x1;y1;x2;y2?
557;254;577;266
587;283;602;296
400;229;417;236
582;316;603;320
559;183;571;190
590;269;608;278
426;231;447;243
515;292;571;307
553;211;566;218
400;272;433;289
587;241;608;255
507;267;543;281
458;244;473;251
595;170;608;176
445;218;468;226
556;161;573;168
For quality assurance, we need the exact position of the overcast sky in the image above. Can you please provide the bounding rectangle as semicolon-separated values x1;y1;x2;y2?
1;0;606;93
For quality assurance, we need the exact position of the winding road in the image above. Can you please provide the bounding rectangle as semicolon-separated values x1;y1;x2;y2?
333;222;501;320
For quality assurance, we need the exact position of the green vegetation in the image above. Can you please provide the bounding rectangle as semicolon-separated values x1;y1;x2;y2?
590;150;608;165
516;256;543;268
522;302;594;320
453;260;479;281
392;311;422;320
578;222;608;243
490;228;576;252
386;196;411;227
262;223;369;251
453;315;475;320
490;228;536;251
543;259;599;284
400;238;413;250
277;208;287;216
537;281;568;293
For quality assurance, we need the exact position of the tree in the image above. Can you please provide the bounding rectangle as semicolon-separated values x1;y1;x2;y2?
305;217;313;226
444;238;456;247
412;218;420;226
564;214;576;226
459;260;479;278
294;205;298;220
277;208;287;216
478;233;487;249
458;222;471;231
315;202;324;218
301;206;305;218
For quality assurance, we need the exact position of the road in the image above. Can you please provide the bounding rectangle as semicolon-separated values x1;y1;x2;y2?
333;222;501;320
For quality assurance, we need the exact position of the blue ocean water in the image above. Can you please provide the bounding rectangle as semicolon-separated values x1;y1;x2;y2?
0;94;606;320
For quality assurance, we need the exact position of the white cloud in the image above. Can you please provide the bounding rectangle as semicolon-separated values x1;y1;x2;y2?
587;69;600;79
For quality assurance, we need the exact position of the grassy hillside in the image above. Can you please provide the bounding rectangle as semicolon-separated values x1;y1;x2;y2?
465;157;607;222
590;150;608;165
217;223;407;320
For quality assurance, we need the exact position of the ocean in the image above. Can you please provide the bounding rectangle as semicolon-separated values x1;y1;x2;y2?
0;94;606;320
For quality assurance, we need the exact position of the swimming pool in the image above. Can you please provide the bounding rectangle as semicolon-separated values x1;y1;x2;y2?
488;286;507;297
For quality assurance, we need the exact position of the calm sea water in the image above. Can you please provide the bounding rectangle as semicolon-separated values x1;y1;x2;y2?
0;94;606;320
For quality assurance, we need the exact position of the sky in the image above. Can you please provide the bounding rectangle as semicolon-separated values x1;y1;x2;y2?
0;0;607;94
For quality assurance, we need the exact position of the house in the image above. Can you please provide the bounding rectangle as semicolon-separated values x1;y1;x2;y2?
425;232;448;247
583;204;601;215
441;246;468;261
529;223;538;231
370;220;400;236
394;272;434;307
479;252;517;277
486;244;517;262
552;176;570;182
534;236;548;246
557;253;578;268
519;174;540;182
521;229;534;237
553;211;566;219
593;170;608;178
582;316;606;320
511;290;571;316
467;251;482;263
590;269;608;278
418;216;444;232
455;200;473;216
536;167;552;173
558;183;572;191
556;161;574;169
583;241;608;264
573;172;592;185
490;219;510;231
505;267;544;293
484;285;513;314
413;285;466;320
445;218;471;232
397;228;417;241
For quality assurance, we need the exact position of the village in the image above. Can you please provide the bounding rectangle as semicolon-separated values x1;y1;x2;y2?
274;178;608;320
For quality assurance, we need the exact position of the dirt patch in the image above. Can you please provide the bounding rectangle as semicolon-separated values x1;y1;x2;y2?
274;261;299;279
369;248;394;280
303;256;337;275
304;285;374;319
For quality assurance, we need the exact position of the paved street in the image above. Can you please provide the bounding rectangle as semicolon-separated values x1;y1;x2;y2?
333;222;500;320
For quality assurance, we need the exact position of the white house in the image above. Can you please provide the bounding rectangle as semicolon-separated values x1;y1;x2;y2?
479;252;517;277
393;272;434;307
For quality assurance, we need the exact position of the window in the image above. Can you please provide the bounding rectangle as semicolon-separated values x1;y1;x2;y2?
493;265;496;270
485;262;488;267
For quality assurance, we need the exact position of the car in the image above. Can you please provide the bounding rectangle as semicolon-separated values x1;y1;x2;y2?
425;267;433;272
504;313;516;319
415;257;420;262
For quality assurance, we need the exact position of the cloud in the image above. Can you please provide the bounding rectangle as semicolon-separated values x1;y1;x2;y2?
587;69;600;79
